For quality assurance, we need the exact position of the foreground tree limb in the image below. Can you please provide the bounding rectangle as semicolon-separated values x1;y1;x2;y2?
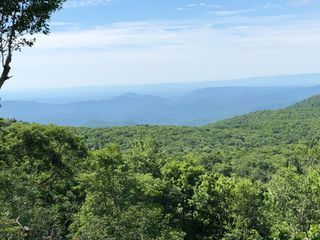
0;54;12;89
0;0;66;90
15;216;30;240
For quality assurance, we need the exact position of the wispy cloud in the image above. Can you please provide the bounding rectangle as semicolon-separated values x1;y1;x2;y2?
289;0;320;6
209;9;253;17
64;0;115;8
37;17;320;50
36;21;196;49
7;0;320;89
51;22;75;27
7;15;319;90
178;2;223;11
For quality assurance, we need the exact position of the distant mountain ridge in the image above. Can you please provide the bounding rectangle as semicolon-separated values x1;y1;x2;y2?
2;73;320;103
2;85;320;127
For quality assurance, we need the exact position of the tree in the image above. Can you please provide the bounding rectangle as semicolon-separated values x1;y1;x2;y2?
0;123;87;239
266;168;320;239
71;145;183;240
0;0;65;89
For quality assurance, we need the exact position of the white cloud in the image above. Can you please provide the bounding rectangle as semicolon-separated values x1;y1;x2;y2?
6;16;320;89
51;22;75;27
186;4;197;8
64;0;115;8
177;2;223;11
35;21;197;50
209;9;253;16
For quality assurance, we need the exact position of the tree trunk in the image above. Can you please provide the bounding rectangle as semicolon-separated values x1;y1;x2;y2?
0;54;12;89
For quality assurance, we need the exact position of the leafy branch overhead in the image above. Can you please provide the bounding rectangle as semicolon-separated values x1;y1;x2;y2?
0;0;66;89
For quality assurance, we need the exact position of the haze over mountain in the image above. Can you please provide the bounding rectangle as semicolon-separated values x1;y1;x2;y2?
2;77;320;126
2;73;320;103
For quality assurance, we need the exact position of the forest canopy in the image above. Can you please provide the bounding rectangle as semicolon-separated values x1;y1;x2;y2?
2;95;320;239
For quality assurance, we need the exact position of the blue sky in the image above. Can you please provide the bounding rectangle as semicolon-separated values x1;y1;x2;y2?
6;0;320;89
55;0;320;24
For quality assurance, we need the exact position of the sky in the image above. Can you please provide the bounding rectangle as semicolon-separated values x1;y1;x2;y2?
5;0;320;89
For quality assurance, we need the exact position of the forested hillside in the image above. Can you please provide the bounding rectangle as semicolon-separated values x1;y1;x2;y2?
2;95;320;239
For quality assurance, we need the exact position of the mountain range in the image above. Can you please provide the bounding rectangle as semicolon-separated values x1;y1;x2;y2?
2;83;320;126
2;73;320;103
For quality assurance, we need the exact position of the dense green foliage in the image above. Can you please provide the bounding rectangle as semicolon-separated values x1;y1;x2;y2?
2;95;320;239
